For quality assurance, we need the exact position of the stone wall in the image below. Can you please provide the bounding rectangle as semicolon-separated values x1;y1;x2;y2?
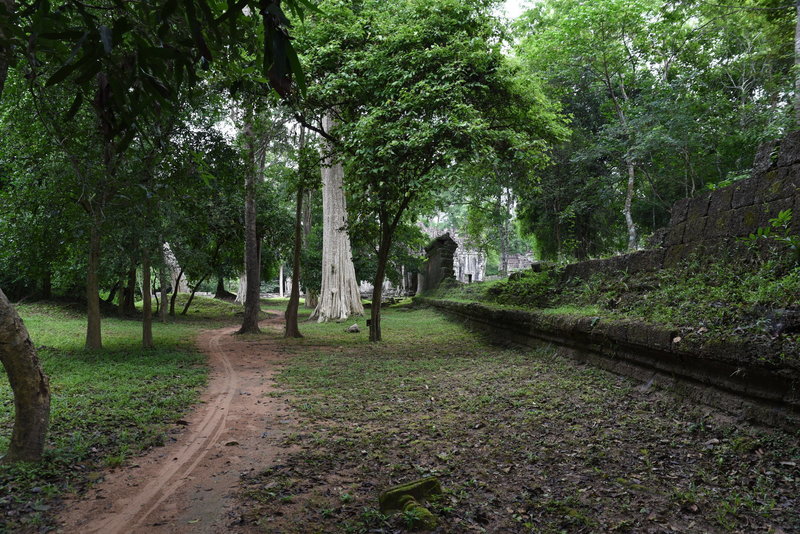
420;233;458;292
563;132;800;280
417;297;800;429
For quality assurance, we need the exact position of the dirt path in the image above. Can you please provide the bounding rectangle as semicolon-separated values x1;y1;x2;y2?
58;314;296;534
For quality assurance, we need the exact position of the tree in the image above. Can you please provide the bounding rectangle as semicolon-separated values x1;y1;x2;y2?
0;0;310;462
296;0;564;340
309;114;364;322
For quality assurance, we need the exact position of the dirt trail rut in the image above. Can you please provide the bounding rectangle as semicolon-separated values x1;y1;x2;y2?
58;315;296;533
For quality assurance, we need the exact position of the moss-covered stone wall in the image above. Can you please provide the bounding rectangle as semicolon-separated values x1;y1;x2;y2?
563;132;800;280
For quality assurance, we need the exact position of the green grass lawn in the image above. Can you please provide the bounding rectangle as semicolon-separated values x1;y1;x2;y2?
0;295;243;532
243;304;800;534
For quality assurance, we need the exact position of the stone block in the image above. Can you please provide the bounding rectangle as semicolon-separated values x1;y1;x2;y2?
777;130;800;168
732;177;758;208
664;222;685;247
663;244;686;268
708;186;733;214
668;197;690;226
687;192;711;220
761;165;800;203
794;195;800;235
705;211;733;239
729;205;761;237
754;170;779;203
645;227;667;249
684;216;707;243
753;139;779;175
627;249;664;273
759;198;795;227
626;322;675;352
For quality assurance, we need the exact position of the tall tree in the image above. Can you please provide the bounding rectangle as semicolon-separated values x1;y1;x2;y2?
296;0;564;340
309;114;364;323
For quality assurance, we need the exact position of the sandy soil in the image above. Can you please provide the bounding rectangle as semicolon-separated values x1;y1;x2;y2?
58;314;296;534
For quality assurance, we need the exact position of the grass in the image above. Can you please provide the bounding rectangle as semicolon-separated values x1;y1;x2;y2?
0;295;242;532
241;305;800;533
426;251;800;364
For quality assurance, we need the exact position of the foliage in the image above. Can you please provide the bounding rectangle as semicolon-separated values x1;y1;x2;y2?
0;297;240;530
743;209;800;264
512;0;795;260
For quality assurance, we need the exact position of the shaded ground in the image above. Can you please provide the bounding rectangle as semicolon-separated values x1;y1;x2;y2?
239;305;799;533
57;312;297;533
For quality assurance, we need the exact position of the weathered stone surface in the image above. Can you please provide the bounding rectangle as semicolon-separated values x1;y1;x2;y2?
753;139;779;175
754;170;779;203
794;195;800;235
687;192;711;220
421;234;458;292
625;322;675;352
669;197;690;226
663;244;687;268
762;165;800;203
379;477;442;513
708;186;733;214
732;177;758;208
346;323;360;333
777;130;800;167
664;222;686;247
645;228;667;249
759;197;794;227
627;249;664;273
684;215;707;243
705;211;733;239
728;205;761;237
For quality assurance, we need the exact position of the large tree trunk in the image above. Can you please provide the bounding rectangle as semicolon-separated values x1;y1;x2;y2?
181;274;207;316
0;288;50;463
239;118;262;334
624;160;638;251
169;269;183;316
285;186;304;338
85;219;102;349
310;114;363;322
142;251;153;348
214;277;235;300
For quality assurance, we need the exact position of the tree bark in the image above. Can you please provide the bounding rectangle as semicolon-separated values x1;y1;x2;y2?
40;270;52;300
85;218;102;349
169;269;183;316
239;118;262;334
301;189;318;308
310;113;363;322
369;232;392;342
159;245;169;324
181;273;208;316
0;288;50;463
120;268;137;317
214;277;235;300
624;161;638;251
285;185;304;338
142;251;153;348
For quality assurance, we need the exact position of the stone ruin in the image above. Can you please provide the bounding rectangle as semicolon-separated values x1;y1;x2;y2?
419;233;458;292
